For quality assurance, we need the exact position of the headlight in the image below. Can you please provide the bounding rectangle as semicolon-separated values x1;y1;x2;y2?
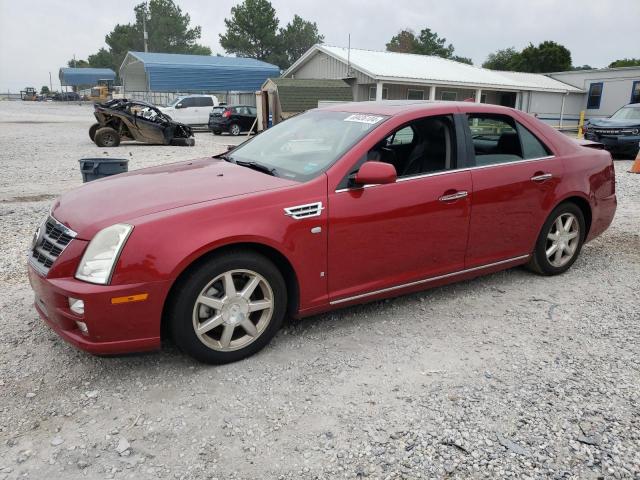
75;224;133;285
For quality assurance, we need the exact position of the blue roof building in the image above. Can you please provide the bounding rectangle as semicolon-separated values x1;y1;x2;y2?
59;68;116;86
120;51;280;93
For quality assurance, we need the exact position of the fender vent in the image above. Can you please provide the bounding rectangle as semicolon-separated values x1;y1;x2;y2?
284;202;324;220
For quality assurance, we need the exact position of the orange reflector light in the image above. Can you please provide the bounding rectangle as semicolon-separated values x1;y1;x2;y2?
111;293;149;305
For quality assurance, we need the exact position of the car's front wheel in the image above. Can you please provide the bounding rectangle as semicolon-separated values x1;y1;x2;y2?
94;127;120;147
528;202;586;275
169;251;287;364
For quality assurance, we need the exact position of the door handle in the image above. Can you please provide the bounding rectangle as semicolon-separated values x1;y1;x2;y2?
531;173;553;182
439;191;468;202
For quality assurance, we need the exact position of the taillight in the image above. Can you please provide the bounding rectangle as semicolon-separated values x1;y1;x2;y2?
223;110;231;118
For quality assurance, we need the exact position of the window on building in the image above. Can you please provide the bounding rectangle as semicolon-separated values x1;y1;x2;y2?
631;81;640;104
587;83;603;109
369;86;388;101
407;89;425;100
440;91;458;101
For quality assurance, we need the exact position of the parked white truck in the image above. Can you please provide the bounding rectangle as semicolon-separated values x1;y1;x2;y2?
159;95;220;125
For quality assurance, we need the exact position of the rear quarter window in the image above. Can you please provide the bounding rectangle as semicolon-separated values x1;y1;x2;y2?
517;123;551;159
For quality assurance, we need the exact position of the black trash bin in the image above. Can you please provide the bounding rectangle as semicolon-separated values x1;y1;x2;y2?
79;158;129;182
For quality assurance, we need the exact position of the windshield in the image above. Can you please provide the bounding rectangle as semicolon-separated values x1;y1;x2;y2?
611;106;640;121
228;110;388;181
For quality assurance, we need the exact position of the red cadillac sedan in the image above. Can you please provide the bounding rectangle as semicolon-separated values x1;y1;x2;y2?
28;101;616;364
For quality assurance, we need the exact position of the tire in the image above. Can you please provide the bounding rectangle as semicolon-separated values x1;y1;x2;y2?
527;202;586;276
229;123;241;136
94;127;120;147
89;123;100;141
170;137;196;147
168;250;287;364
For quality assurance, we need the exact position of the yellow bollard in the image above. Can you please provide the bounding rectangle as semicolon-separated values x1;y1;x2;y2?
577;111;585;139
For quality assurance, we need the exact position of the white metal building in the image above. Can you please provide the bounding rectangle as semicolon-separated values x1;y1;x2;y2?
284;45;584;127
548;67;640;121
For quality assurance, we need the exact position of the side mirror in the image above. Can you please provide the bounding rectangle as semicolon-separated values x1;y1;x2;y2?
175;103;184;109
353;161;397;186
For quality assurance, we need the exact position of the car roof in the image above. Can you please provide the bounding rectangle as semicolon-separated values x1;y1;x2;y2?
317;100;517;116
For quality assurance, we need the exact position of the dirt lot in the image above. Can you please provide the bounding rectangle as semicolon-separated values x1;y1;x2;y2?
0;101;638;480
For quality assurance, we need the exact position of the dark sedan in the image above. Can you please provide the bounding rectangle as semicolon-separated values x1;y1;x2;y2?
209;105;257;136
584;103;640;157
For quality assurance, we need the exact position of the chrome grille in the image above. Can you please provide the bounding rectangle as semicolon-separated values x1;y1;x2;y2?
29;216;77;275
284;202;324;220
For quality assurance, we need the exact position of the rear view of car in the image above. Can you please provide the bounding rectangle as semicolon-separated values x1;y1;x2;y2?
209;105;257;136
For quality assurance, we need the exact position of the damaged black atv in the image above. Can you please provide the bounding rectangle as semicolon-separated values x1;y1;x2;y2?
89;99;195;147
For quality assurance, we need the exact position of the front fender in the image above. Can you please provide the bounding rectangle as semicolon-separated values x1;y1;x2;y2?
110;176;329;311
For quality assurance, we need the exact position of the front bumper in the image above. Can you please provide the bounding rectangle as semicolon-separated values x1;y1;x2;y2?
584;133;640;154
28;264;168;355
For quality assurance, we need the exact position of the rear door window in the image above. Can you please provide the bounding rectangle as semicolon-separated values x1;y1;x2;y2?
467;114;521;166
466;114;551;166
198;97;214;107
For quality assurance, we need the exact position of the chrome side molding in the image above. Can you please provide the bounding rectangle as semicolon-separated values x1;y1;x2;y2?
329;254;531;305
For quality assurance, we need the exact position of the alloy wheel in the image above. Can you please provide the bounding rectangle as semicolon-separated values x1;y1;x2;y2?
230;124;240;135
192;269;273;351
545;213;580;267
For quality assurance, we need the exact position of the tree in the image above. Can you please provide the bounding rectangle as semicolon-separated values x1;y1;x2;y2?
386;28;471;64
75;0;210;74
87;48;115;69
571;65;593;71
608;58;640;68
276;15;324;69
512;41;571;73
482;47;519;70
386;29;419;53
483;41;572;73
451;55;473;65
219;0;280;63
40;86;50;94
67;59;89;68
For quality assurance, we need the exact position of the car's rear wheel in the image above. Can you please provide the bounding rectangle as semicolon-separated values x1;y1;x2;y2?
229;123;241;136
169;251;287;364
528;202;585;275
94;127;120;147
89;123;100;141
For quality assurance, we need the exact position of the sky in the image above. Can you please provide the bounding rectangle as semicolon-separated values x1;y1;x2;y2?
1;0;639;91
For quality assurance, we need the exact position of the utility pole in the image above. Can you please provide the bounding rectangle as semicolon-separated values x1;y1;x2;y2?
142;2;149;52
49;72;52;92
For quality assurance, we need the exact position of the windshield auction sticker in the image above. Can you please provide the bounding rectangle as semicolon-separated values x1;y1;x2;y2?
343;114;385;124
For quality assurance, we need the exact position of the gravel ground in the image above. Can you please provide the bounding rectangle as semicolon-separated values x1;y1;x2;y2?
0;101;638;480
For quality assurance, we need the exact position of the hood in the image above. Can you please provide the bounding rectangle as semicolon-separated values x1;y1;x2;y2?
52;158;297;239
587;118;640;128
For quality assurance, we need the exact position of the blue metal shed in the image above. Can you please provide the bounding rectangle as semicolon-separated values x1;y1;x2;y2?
59;68;116;86
120;51;281;92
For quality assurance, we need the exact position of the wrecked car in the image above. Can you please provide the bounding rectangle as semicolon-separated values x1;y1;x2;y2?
89;99;195;147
